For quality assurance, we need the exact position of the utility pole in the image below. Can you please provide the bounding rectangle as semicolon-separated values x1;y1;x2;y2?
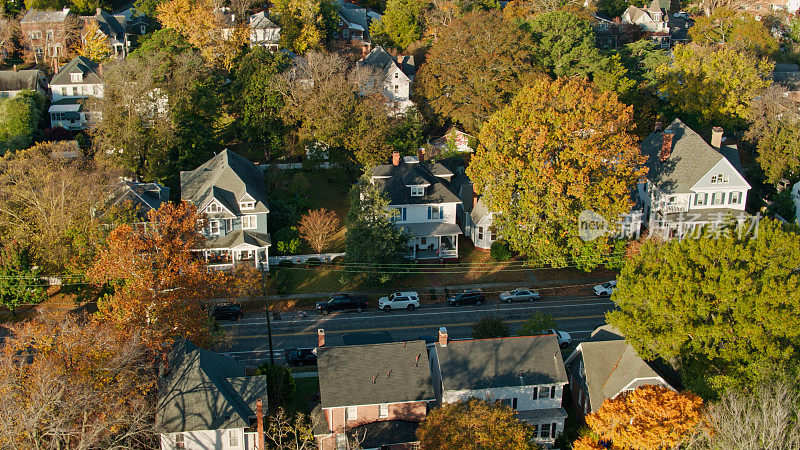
259;262;275;365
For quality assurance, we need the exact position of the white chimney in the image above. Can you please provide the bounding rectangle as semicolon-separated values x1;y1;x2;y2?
711;127;723;148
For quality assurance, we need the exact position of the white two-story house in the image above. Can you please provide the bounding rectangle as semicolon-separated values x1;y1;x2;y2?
48;56;104;130
640;119;751;239
180;149;271;270
357;46;415;113
371;151;462;260
429;328;569;447
622;0;671;47
248;11;280;50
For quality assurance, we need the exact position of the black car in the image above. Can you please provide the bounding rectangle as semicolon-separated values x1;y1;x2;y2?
286;348;317;366
447;289;485;306
315;294;369;315
212;303;243;321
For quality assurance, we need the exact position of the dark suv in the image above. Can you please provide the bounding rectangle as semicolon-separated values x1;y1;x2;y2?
286;348;317;367
212;303;243;321
447;289;485;306
315;294;369;315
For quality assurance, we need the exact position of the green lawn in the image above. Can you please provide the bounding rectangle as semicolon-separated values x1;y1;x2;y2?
288;376;320;414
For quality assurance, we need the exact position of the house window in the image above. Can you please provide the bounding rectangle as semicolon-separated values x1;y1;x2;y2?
392;207;406;222
343;29;349;38
712;192;726;205
512;398;518;409
711;173;729;184
207;202;220;213
229;430;239;447
532;386;538;400
240;201;255;210
379;404;389;418
209;220;221;235
140;25;146;34
394;84;399;93
30;31;42;40
500;398;513;408
428;206;442;220
410;186;424;196
550;386;557;398
695;192;708;206
540;424;550;438
478;227;484;240
394;72;399;79
71;73;83;83
46;30;53;40
346;406;358;421
490;230;497;241
420;237;426;245
242;215;257;230
174;433;185;449
730;191;742;204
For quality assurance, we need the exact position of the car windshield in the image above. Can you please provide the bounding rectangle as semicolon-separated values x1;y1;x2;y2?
604;283;613;288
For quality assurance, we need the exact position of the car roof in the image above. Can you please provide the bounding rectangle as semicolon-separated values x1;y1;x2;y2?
462;289;482;293
394;291;418;296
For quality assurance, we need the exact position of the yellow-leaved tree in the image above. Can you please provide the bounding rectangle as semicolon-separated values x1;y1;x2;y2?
79;20;112;62
577;385;704;449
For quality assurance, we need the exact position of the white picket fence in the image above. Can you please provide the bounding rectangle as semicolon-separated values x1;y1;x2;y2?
268;252;345;265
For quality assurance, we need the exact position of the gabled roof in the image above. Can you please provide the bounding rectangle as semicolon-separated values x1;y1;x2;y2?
573;327;677;412
157;341;268;433
359;46;415;79
249;11;279;29
0;69;43;91
337;0;371;34
82;9;127;43
470;197;491;224
371;158;460;206
205;230;271;250
96;179;170;220
180;149;270;216
317;340;434;408
435;335;568;391
642;118;747;194
50;56;103;86
21;8;71;23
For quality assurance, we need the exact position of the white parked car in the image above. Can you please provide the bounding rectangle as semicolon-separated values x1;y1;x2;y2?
499;288;541;303
378;292;420;311
545;329;572;348
593;280;617;296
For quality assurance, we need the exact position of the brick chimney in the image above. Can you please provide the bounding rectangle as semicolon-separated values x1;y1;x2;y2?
256;399;265;450
397;55;403;65
711;127;723;148
392;151;400;166
654;121;662;132
317;328;325;347
417;147;425;163
472;192;478;209
438;327;448;347
96;7;101;14
660;131;674;162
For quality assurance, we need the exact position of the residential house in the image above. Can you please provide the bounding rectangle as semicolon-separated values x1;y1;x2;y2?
20;8;75;63
113;1;156;38
564;325;678;417
594;14;621;49
94;179;170;221
639;119;752;238
0;68;47;98
430;128;475;155
622;0;670;47
314;336;435;449
357;46;415;113
429;329;569;447
370;151;462;260
157;340;268;450
248;11;280;50
48;56;104;130
464;197;496;250
79;8;130;58
334;0;381;48
180;149;271;270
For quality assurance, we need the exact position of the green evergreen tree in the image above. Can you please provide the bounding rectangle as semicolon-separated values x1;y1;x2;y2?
0;243;46;316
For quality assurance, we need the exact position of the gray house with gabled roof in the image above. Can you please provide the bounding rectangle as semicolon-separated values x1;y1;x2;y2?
370;151;462;260
314;339;434;450
157;340;268;450
49;56;104;130
0;69;47;98
180;149;271;270
357;46;415;113
429;329;569;447
79;8;130;58
639;119;751;238
94;179;170;222
248;11;280;50
564;325;679;418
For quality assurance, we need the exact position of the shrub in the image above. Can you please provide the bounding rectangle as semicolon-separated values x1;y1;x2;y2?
471;316;510;339
255;363;296;411
490;239;514;261
274;227;304;255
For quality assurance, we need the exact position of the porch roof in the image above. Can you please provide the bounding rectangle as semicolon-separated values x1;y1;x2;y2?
515;408;568;424
204;230;271;250
399;222;461;237
660;208;751;224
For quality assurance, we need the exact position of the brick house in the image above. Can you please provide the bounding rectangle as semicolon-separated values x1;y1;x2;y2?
313;336;434;449
20;8;76;64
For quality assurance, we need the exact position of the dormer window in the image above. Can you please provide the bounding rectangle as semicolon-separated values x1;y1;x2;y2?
71;73;83;83
710;173;729;184
207;202;220;213
410;186;424;197
240;201;255;210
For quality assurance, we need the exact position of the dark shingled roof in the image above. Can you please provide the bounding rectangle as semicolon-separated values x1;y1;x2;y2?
642;118;742;194
21;8;71;23
317;341;434;408
0;69;43;92
359;46;415;79
157;341;267;433
96;180;169;220
347;420;420;448
180;149;270;217
204;230;271;249
435;335;568;391
50;56;103;86
371;159;460;206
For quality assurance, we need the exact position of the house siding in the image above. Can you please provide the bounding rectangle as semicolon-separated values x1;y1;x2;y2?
160;428;249;450
441;384;565;412
391;203;457;224
325;401;428;432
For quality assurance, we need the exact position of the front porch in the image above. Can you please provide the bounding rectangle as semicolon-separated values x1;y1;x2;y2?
400;221;463;261
200;230;271;270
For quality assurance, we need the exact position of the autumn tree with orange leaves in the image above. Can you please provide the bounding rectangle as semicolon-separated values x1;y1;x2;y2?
0;312;157;448
574;385;704;450
298;208;340;253
88;202;250;350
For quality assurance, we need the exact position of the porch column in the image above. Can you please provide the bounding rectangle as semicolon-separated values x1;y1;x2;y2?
231;250;237;265
454;234;458;256
254;248;260;268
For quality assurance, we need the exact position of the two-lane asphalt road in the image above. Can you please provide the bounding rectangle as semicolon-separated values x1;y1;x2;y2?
219;294;616;365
